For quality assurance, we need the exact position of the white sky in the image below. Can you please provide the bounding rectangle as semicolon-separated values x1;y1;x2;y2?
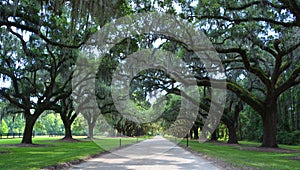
0;81;10;88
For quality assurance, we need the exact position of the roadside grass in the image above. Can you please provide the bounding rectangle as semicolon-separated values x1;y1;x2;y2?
0;136;144;170
175;139;300;170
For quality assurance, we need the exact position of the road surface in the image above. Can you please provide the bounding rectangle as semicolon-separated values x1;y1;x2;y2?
68;136;220;170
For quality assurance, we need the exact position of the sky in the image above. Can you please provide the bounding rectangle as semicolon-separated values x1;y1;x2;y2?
0;81;10;88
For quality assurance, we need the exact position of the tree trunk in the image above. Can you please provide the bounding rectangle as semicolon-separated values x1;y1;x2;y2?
87;122;95;139
61;113;73;140
261;103;278;147
291;88;295;131
238;122;243;141
21;114;38;144
210;130;218;141
297;106;300;130
227;125;238;144
193;125;199;139
227;102;241;144
63;122;73;139
292;112;295;131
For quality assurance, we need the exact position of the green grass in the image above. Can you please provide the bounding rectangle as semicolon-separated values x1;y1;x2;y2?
175;139;300;170
0;136;143;170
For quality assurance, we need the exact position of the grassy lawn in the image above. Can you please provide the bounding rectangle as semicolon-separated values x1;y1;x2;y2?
174;139;300;170
0;136;144;170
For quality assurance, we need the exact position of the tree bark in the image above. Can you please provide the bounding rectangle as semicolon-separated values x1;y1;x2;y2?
193;125;199;139
210;130;218;141
63;121;73;139
227;102;241;144
61;113;73;139
21;113;38;144
297;104;300;130
227;125;238;144
261;102;278;147
87;122;95;139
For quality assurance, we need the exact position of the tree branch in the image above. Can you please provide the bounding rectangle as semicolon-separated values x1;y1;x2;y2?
276;65;300;96
195;77;264;114
189;15;297;27
224;1;284;11
216;47;271;89
0;21;86;48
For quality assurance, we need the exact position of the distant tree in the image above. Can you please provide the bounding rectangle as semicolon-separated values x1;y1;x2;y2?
0;120;9;134
34;112;63;135
55;97;78;140
71;114;88;136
